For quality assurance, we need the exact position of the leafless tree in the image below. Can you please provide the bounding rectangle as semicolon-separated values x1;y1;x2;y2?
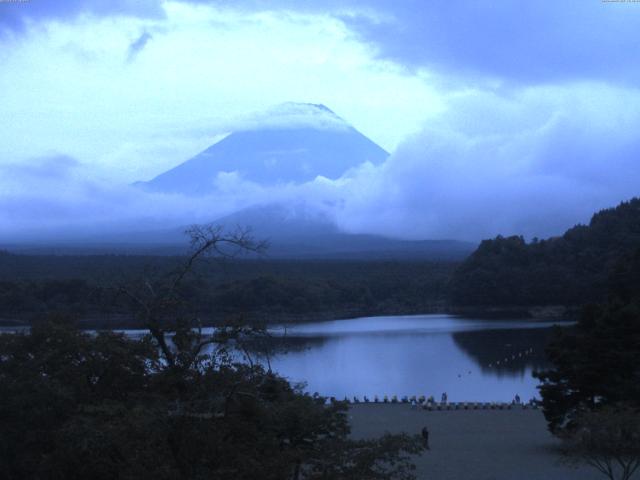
118;224;267;368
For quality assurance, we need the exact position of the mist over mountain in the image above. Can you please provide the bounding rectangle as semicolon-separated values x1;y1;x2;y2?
119;102;475;259
2;94;637;249
136;103;389;195
2;1;640;251
211;204;476;260
9;202;473;260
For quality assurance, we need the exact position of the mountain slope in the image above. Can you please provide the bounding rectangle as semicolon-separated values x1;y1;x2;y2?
137;103;388;195
212;204;476;260
4;202;475;260
449;197;640;307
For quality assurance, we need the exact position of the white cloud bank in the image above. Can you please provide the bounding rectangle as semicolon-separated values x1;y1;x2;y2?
1;2;638;244
1;82;639;243
332;83;640;240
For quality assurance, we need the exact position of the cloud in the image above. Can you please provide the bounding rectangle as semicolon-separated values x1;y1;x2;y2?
3;81;639;244
0;0;163;34
0;154;80;182
126;30;152;62
0;170;243;241
229;102;350;132
0;3;440;183
1;2;638;245
5;1;640;85
343;1;640;83
176;0;640;85
330;83;640;240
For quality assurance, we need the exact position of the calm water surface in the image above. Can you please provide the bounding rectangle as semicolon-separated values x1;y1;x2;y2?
1;314;564;403
262;314;564;403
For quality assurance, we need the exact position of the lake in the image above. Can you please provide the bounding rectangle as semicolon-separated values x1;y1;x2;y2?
1;314;564;403
260;314;565;403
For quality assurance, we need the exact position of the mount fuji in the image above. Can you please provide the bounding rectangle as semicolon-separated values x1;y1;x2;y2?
55;103;474;259
137;103;389;195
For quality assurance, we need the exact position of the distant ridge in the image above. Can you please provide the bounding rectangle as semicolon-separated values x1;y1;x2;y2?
210;204;476;260
137;103;389;195
7;203;476;261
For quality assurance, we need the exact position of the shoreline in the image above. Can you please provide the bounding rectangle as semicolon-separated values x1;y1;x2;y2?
0;305;577;329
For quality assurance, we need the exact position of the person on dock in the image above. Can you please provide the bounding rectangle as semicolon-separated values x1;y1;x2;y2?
441;392;448;404
421;426;430;450
514;393;521;404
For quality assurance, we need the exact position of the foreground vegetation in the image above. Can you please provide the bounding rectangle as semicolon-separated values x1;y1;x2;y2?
446;197;640;478
0;226;424;479
0;321;424;480
1;199;639;478
534;228;640;479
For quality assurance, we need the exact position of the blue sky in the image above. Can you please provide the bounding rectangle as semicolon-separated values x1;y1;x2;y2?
1;1;639;240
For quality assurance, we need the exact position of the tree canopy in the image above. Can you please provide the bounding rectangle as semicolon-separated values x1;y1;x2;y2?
0;225;424;479
450;198;640;308
0;320;423;479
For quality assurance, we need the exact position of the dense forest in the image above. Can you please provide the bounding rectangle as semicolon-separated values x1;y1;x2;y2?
449;198;640;309
2;198;639;327
535;250;640;430
0;254;455;327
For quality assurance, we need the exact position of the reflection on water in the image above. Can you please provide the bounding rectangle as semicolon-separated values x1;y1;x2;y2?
261;314;566;402
4;314;566;403
452;328;552;376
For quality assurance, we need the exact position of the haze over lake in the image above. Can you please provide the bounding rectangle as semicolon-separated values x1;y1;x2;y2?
264;315;560;402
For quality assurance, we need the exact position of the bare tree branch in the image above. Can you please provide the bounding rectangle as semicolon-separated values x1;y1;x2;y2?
115;223;267;370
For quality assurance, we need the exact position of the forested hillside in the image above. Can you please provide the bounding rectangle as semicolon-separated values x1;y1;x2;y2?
0;255;454;327
450;198;640;308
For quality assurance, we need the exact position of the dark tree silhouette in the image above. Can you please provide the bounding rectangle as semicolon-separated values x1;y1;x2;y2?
450;198;640;309
0;224;424;480
561;405;640;480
